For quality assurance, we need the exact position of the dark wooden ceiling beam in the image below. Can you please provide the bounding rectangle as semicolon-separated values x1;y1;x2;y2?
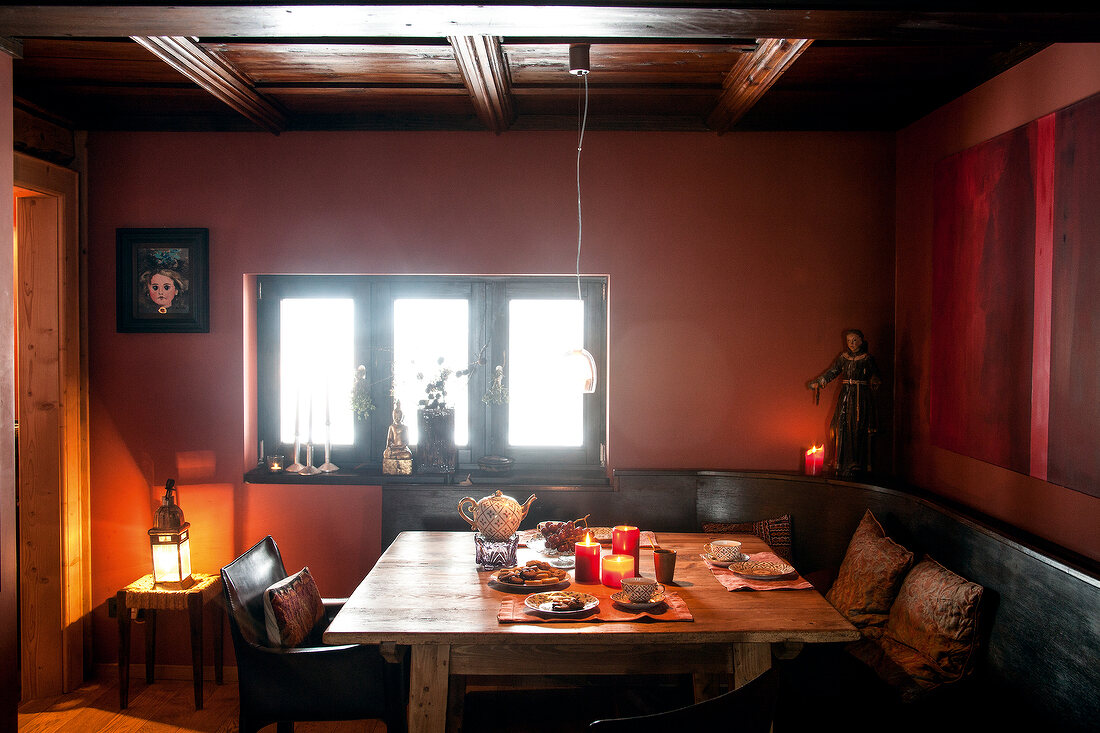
448;35;514;134
2;6;1099;42
131;36;287;133
708;38;812;134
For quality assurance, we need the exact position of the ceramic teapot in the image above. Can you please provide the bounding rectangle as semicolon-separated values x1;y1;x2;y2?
457;490;536;540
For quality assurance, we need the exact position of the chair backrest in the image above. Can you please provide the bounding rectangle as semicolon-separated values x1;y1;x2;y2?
221;535;289;647
589;668;778;732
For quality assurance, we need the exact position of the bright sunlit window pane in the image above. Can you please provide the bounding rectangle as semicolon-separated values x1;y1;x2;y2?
393;299;469;446
509;299;584;446
280;298;355;445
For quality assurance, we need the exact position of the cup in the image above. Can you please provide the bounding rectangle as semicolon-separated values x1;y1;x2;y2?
620;576;665;603
703;540;743;561
653;548;677;584
474;532;519;570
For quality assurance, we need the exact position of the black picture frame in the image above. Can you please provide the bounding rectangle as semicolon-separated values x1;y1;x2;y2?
117;228;209;333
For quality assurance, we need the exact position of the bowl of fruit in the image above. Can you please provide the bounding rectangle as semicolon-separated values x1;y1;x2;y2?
533;516;592;556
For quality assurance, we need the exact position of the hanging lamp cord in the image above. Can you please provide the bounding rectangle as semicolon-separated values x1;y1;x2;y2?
576;73;589;301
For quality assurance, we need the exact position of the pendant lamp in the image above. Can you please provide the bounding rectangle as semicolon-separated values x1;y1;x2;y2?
569;43;598;394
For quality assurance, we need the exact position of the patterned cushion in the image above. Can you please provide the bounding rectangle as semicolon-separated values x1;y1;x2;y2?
884;557;984;682
702;514;793;561
847;557;984;701
825;510;914;629
263;566;325;648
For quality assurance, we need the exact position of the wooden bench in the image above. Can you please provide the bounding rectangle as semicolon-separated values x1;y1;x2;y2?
382;470;1100;731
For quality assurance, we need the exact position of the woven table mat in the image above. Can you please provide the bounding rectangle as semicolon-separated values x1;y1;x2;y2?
498;591;693;623
704;552;814;592
123;573;222;610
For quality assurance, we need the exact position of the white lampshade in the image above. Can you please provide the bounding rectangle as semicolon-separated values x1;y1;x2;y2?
566;348;598;393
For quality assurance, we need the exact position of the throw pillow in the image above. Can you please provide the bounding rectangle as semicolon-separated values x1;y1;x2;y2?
263;566;325;648
702;514;793;561
883;556;984;683
825;510;914;629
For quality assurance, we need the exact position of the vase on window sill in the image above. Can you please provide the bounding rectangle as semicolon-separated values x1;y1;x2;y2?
417;407;457;474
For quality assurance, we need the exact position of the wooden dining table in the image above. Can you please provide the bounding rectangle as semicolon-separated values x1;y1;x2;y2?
325;530;859;733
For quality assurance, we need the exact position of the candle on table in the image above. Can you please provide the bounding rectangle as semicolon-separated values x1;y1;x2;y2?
601;554;634;589
612;525;641;577
574;533;601;584
805;445;824;476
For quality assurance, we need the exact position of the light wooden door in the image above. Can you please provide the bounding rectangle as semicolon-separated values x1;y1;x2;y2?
15;153;89;698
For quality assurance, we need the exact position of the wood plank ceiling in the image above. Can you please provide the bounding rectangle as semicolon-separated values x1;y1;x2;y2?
3;3;1097;135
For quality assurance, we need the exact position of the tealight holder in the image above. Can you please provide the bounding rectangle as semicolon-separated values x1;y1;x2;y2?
475;532;519;570
265;455;286;473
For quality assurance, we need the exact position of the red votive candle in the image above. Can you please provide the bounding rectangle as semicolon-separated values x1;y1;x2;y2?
612;525;641;577
805;445;824;476
574;533;601;584
601;554;634;589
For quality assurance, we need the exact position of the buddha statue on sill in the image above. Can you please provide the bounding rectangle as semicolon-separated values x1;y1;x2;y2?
383;400;413;475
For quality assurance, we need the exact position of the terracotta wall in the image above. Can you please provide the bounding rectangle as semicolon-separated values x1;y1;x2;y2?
85;129;894;663
896;43;1100;562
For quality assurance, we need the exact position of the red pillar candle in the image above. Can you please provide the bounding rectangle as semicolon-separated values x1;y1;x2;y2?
574;533;601;584
601;554;634;589
612;525;641;577
805;445;824;476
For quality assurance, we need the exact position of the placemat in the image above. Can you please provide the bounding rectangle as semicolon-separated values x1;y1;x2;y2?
704;551;814;592
498;591;693;623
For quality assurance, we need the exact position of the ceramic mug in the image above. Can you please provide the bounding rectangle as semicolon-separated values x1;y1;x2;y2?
653;548;677;584
703;540;743;562
620;576;665;603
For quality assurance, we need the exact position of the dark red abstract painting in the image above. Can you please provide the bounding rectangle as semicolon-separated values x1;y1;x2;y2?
932;122;1037;476
931;91;1100;499
1050;93;1100;496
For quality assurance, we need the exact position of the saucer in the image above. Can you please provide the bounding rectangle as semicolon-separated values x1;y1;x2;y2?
610;590;666;610
702;552;750;568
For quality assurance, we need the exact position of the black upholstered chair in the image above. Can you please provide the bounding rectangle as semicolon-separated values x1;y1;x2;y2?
588;668;778;732
221;536;406;733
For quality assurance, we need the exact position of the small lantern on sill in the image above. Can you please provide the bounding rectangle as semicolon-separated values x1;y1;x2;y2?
148;479;194;589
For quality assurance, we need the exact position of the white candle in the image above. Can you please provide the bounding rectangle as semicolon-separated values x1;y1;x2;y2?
294;388;301;438
308;393;314;442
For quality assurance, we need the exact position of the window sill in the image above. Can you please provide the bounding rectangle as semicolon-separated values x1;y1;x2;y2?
243;464;611;489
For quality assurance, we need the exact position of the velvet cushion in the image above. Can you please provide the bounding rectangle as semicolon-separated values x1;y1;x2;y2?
825;510;914;629
263;566;325;648
847;557;983;701
884;557;984;681
701;514;793;561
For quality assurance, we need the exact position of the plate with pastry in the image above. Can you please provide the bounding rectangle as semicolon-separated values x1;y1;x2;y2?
489;561;570;591
524;591;599;615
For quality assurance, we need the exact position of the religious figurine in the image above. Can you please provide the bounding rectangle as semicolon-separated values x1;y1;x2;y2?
807;329;881;477
382;400;413;475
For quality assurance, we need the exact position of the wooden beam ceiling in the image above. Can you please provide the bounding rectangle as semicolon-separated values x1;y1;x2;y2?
708;38;812;134
131;36;287;133
2;5;1099;42
448;35;514;134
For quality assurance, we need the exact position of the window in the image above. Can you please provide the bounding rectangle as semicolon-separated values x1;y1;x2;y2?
256;275;607;472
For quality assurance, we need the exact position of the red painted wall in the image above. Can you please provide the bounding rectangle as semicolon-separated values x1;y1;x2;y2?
896;43;1100;562
85;129;894;664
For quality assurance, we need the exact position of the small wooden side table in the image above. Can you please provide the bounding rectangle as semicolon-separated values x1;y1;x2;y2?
116;573;224;710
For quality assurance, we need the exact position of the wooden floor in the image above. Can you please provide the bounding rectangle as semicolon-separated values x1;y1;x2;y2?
18;675;693;732
17;678;386;733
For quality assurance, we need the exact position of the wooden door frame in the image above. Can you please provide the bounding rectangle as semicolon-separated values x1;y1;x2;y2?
14;152;90;697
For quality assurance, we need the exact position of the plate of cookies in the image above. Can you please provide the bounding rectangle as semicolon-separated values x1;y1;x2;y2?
489;560;570;591
524;591;599;615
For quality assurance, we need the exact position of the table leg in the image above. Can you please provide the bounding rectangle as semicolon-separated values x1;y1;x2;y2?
145;609;157;684
117;590;130;710
732;642;772;688
408;644;450;733
188;593;205;709
213;597;224;685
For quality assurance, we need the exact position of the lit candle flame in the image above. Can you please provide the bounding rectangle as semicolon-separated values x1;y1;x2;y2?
806;445;823;456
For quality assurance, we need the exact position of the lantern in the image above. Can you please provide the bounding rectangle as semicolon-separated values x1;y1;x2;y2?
148;479;194;589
